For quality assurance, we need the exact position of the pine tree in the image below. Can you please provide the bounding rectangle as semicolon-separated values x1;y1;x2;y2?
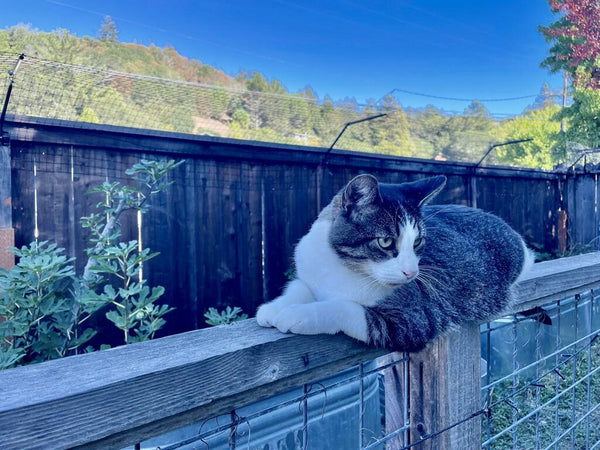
98;16;119;43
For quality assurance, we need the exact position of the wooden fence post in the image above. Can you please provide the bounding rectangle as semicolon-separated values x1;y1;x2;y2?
409;322;482;449
0;142;14;270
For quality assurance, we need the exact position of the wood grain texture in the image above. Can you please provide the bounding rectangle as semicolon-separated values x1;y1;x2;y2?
0;227;14;269
409;322;481;449
0;320;385;449
0;145;11;228
512;252;600;312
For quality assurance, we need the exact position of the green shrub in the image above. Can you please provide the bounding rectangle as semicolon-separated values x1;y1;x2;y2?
0;159;183;369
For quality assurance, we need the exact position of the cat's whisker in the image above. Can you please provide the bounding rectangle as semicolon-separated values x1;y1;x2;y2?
415;276;440;299
353;272;388;292
417;271;449;294
418;270;448;287
422;205;455;223
419;264;448;276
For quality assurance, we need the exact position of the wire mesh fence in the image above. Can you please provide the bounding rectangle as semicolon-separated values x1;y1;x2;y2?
126;354;410;450
0;53;502;160
482;290;600;449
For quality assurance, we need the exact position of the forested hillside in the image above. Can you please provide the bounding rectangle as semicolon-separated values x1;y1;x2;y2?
0;24;567;168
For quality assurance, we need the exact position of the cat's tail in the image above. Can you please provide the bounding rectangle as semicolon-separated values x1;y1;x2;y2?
516;240;535;283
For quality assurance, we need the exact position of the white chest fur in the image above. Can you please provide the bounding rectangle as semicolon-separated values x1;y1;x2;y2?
294;219;392;307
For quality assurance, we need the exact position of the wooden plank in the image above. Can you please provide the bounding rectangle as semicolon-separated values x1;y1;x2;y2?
105;148;140;245
0;320;385;449
542;178;559;254
409;322;481;449
196;159;220;313
265;163;319;300
33;145;75;256
262;164;291;300
557;177;568;253
243;161;266;309
71;146;110;275
214;161;242;308
0;144;11;228
10;142;36;248
512;252;600;311
569;174;596;249
182;159;200;329
143;155;194;334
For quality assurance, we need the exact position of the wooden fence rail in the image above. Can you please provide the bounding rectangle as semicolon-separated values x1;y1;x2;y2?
1;252;598;449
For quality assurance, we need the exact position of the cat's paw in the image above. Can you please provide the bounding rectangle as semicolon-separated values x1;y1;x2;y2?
256;301;284;327
271;304;317;335
271;304;336;335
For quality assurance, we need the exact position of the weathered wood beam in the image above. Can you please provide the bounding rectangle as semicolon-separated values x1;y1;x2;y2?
0;320;385;449
512;251;600;311
4;116;558;180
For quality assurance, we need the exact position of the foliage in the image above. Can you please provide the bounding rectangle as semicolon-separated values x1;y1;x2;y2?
407;103;497;162
561;87;600;149
0;159;182;369
98;16;119;44
540;1;600;159
540;0;600;87
493;105;563;169
0;242;76;368
204;306;248;326
87;241;173;344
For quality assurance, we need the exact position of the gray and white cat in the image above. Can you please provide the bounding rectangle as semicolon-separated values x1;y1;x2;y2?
256;174;533;352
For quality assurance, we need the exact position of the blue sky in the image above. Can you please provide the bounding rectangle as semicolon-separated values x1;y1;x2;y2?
3;0;562;116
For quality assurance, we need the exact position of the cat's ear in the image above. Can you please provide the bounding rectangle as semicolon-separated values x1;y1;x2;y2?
402;175;447;207
342;174;381;212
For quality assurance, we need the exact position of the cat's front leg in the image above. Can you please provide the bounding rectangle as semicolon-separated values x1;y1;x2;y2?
271;301;368;343
256;279;316;327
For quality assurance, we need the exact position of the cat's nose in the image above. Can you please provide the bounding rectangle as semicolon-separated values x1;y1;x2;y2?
403;269;417;280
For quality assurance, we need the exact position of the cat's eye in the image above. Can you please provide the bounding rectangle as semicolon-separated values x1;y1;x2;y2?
413;237;424;249
377;237;395;250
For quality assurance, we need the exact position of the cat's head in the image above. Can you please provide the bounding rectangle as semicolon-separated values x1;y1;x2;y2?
329;174;446;286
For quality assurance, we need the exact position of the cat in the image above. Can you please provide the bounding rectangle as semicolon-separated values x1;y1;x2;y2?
256;174;533;352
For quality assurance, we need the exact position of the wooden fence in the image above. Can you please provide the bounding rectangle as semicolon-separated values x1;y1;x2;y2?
1;116;600;338
1;252;599;449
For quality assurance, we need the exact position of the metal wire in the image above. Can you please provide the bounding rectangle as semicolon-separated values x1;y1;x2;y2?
482;291;600;449
0;54;523;161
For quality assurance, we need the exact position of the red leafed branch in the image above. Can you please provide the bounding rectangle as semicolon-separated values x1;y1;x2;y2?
545;0;600;67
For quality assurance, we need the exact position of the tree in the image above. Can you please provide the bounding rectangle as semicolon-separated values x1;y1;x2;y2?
540;0;600;87
561;88;600;149
525;83;560;112
493;105;563;169
98;16;119;43
442;102;495;162
540;0;600;155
